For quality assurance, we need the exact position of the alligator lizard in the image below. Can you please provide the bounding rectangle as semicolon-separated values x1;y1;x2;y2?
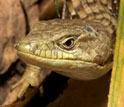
13;0;117;98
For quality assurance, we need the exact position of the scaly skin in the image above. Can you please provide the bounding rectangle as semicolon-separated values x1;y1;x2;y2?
16;19;114;80
13;0;117;98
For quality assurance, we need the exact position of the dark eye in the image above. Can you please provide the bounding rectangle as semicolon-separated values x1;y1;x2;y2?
65;39;74;46
63;38;75;49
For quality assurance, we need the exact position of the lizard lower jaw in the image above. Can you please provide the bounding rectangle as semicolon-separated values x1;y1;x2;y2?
17;51;112;80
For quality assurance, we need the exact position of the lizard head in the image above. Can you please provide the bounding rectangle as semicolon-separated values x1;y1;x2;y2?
16;19;113;80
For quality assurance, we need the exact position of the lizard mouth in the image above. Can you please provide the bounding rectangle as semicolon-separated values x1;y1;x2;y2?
15;41;112;80
17;50;112;80
15;41;79;61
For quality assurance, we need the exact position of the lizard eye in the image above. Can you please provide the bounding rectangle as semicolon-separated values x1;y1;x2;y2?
62;37;75;49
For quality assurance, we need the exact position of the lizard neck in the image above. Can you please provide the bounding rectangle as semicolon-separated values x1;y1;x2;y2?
66;0;117;35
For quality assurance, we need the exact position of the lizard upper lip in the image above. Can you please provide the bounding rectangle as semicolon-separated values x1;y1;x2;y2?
16;41;78;60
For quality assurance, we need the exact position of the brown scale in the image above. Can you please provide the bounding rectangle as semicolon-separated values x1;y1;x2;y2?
64;0;117;35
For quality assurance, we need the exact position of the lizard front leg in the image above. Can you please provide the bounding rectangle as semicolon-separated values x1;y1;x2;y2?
12;64;49;98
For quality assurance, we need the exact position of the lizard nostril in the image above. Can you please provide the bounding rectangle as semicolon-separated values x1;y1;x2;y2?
14;44;19;49
15;42;31;53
